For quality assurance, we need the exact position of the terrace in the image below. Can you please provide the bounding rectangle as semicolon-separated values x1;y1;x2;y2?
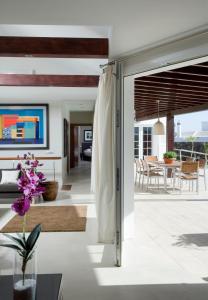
134;61;208;199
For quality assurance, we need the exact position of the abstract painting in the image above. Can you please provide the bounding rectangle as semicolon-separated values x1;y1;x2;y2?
0;104;49;149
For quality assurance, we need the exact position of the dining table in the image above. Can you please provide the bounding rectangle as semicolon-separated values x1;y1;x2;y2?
148;160;182;192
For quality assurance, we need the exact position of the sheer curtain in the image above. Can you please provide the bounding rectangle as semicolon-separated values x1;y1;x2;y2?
91;65;116;243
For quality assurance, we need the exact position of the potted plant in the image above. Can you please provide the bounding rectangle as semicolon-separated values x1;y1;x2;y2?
0;153;45;300
163;151;177;164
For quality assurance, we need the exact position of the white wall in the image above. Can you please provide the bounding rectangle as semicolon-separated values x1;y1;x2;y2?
0;103;65;185
135;118;166;160
123;76;134;239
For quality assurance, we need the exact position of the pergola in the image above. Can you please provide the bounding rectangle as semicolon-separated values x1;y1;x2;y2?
134;61;208;151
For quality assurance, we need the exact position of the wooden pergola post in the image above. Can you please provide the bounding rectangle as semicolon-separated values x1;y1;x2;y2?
166;113;174;151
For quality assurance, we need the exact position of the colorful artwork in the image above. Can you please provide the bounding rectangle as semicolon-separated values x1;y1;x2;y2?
0;105;49;149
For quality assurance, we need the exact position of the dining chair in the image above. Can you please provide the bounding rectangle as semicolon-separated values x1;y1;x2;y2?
134;158;142;186
144;155;163;173
178;161;199;193
198;159;207;191
144;155;158;162
142;159;164;191
186;157;195;162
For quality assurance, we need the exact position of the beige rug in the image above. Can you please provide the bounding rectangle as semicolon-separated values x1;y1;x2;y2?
1;205;87;233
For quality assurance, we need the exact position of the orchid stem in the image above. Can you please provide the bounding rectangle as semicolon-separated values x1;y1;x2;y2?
23;214;27;241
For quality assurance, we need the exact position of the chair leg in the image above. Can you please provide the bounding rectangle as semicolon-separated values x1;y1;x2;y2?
146;176;149;191
180;178;182;193
204;170;207;191
138;173;141;187
135;172;137;185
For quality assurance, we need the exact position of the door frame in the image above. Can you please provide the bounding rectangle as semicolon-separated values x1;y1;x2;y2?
70;123;93;168
116;29;208;266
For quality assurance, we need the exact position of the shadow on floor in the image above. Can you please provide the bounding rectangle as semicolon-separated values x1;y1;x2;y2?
173;233;208;247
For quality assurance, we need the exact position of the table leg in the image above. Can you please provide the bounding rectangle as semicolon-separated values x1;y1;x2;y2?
164;167;167;192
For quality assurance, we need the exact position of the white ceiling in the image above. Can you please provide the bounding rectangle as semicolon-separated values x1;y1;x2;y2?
0;57;107;75
0;0;208;57
0;87;97;103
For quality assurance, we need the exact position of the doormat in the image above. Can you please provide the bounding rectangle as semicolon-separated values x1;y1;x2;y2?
61;184;72;191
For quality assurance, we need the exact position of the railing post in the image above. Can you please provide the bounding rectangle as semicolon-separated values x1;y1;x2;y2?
180;150;182;161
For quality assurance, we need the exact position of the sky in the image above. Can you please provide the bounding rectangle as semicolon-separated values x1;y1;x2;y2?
174;110;208;133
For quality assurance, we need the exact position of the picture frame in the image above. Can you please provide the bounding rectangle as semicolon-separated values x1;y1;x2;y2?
0;104;49;150
84;130;93;142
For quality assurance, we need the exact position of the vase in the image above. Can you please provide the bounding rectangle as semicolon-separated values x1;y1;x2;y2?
42;180;59;201
13;251;37;300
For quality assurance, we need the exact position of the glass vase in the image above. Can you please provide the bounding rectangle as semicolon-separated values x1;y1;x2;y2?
13;250;37;300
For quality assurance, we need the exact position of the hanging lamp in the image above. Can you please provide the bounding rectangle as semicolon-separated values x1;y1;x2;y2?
153;100;165;135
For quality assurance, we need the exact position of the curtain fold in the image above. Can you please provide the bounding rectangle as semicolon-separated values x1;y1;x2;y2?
91;65;116;243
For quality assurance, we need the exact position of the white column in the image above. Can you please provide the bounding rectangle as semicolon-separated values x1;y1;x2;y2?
123;76;134;239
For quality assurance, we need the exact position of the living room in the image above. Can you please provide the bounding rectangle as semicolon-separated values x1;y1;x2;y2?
1;1;208;299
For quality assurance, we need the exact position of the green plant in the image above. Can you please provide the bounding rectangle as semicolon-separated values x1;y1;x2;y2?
186;135;197;157
1;224;41;285
204;142;208;154
163;151;177;159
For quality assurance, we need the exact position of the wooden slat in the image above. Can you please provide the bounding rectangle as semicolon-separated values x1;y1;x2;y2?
0;36;108;58
149;71;208;83
135;81;208;93
135;88;208;99
134;61;208;121
135;95;207;105
135;96;207;107
0;74;99;87
135;76;208;88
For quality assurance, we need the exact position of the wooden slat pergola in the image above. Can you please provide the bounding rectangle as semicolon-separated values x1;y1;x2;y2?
134;61;208;150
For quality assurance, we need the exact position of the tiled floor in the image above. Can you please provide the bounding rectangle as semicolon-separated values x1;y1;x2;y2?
1;165;208;299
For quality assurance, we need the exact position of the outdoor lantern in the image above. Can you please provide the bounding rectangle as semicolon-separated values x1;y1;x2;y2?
153;100;165;135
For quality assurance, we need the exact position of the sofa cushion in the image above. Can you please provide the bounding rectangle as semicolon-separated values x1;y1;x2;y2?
0;183;20;193
0;170;19;184
0;169;19;182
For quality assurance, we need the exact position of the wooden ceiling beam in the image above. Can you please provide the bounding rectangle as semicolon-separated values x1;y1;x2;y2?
0;36;109;58
134;87;208;99
136;103;208;121
166;65;208;76
135;81;208;94
135;76;208;88
134;96;206;105
148;72;208;83
0;74;99;87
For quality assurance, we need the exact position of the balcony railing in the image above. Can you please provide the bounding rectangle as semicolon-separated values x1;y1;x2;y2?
174;148;208;163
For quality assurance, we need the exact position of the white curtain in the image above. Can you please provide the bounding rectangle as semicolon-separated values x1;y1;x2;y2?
91;65;116;243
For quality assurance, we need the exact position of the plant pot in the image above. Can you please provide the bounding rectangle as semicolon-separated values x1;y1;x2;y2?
13;251;37;300
42;181;59;201
164;158;175;164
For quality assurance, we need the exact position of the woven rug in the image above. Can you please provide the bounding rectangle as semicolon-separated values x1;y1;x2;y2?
61;184;72;191
1;205;87;233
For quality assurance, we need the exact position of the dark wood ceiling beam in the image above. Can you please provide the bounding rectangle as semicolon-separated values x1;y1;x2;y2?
149;72;208;83
0;74;99;87
135;81;208;94
0;36;108;58
135;87;208;99
136;103;208;121
135;76;208;88
166;65;208;76
134;95;206;105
